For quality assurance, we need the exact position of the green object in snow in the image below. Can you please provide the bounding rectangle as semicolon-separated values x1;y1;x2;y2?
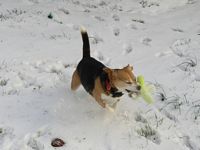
137;75;154;104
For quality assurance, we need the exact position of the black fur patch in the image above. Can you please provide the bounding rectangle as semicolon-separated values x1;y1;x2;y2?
81;31;90;58
77;29;123;98
77;57;123;98
99;71;109;92
77;57;105;94
110;87;123;98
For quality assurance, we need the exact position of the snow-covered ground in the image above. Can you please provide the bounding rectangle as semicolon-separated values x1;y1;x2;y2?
1;0;200;149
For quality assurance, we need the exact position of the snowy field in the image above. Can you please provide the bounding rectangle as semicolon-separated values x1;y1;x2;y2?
0;0;200;149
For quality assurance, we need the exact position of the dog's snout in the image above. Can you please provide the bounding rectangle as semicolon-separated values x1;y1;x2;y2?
136;85;141;91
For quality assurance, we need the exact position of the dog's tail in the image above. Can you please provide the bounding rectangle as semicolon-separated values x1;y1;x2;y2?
80;27;90;58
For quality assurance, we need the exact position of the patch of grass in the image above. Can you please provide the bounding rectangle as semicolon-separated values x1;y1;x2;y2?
187;100;200;120
0;79;8;86
154;83;183;113
176;57;197;71
156;85;167;102
159;94;182;112
7;9;26;16
137;124;156;138
172;28;184;33
0;128;2;134
139;0;159;8
0;60;7;70
155;113;164;128
192;105;200;120
0;9;26;21
137;124;161;144
132;19;145;24
59;8;70;15
135;113;147;123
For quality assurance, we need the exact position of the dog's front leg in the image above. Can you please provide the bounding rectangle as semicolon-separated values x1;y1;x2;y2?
101;94;120;112
92;91;116;112
106;99;120;112
92;92;106;108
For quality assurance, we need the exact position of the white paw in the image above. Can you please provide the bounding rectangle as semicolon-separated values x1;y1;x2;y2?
105;104;115;112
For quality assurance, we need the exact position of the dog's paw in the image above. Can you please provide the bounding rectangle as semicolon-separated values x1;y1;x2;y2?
126;89;140;99
105;104;115;112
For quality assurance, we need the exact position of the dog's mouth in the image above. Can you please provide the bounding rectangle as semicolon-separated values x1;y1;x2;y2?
125;89;140;98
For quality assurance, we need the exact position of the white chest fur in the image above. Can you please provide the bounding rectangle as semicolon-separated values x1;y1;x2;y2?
101;93;120;108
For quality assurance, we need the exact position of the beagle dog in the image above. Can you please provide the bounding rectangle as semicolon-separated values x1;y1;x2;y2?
71;28;141;111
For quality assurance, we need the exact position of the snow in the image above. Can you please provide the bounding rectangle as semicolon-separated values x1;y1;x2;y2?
1;0;200;149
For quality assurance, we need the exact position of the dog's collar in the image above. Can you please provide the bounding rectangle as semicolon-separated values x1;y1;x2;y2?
100;70;123;97
105;79;123;97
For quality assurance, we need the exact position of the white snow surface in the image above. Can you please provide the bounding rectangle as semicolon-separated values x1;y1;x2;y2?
1;0;200;149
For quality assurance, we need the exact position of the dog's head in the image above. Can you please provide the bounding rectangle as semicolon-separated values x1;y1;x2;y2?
103;65;141;94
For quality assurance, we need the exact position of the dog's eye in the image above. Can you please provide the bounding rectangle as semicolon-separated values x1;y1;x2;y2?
126;81;132;84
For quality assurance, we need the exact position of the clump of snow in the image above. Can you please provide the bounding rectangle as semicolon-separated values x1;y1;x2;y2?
90;33;104;44
1;0;200;150
113;27;120;36
139;0;189;14
112;14;120;21
122;43;133;55
171;38;191;57
140;37;152;46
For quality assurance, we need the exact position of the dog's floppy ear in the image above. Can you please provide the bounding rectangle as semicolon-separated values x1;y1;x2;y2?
124;64;133;71
103;67;116;86
103;68;113;77
103;67;116;80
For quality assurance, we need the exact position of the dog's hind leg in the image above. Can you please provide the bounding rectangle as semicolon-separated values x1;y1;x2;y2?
71;69;81;91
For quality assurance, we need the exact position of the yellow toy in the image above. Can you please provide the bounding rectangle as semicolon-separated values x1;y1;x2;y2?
137;75;154;104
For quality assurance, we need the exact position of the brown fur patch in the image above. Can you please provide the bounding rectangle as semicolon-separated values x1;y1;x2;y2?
71;28;139;110
71;69;81;91
103;65;137;90
91;77;106;108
